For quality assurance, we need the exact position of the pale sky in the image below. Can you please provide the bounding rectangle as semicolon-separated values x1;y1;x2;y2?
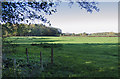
43;2;118;33
1;1;119;33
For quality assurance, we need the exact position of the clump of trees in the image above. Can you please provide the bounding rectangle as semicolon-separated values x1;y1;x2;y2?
2;22;62;37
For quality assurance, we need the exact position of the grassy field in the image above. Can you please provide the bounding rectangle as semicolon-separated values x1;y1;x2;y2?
5;36;118;44
2;36;119;77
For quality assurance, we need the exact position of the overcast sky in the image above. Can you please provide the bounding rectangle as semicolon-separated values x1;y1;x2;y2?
43;2;118;33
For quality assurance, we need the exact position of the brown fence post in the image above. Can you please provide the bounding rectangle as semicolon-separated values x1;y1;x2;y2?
40;51;44;71
51;48;53;64
13;58;17;77
40;51;42;64
26;48;29;63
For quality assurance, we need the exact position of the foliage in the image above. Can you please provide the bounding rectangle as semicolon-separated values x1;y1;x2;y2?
1;0;100;25
2;23;62;36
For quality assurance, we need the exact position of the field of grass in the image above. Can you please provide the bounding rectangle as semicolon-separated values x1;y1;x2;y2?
5;36;119;44
2;36;119;77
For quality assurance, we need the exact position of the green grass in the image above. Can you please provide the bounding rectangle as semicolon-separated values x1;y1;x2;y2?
2;36;119;77
5;36;119;44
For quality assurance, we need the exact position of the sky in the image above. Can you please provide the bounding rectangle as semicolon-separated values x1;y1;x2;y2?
1;1;119;33
43;2;118;33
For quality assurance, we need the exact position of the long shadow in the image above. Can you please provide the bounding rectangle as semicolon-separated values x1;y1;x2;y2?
8;37;66;44
65;43;120;45
33;40;66;42
31;43;63;48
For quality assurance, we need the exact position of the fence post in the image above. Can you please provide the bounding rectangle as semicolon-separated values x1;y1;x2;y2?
13;58;17;77
40;51;42;64
26;48;29;63
40;51;44;71
51;48;53;64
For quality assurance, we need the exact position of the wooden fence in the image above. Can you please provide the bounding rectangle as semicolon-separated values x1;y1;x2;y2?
25;48;54;64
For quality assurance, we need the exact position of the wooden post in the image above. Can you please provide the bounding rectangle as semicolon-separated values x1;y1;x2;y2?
13;58;17;77
51;48;53;64
40;51;42;64
26;48;29;63
14;59;16;70
40;51;44;71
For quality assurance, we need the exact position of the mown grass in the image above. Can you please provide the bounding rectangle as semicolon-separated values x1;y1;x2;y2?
5;36;118;44
2;36;119;77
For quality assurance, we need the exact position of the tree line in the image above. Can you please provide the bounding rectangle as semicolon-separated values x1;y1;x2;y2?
3;22;119;37
2;22;62;37
61;32;120;37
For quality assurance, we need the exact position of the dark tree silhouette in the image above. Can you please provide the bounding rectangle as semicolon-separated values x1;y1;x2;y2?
1;0;100;25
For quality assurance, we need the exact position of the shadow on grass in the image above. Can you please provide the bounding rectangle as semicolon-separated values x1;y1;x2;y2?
33;40;65;43
31;43;63;48
30;42;119;48
65;43;119;45
7;37;67;44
